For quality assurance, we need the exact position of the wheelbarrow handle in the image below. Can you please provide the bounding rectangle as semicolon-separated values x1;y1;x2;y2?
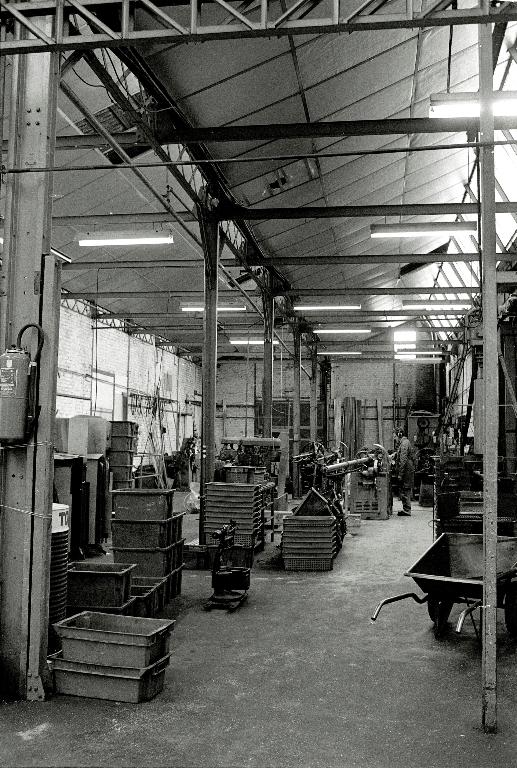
371;592;428;622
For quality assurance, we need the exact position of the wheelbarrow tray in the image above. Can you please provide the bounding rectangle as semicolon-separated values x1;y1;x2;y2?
405;533;517;604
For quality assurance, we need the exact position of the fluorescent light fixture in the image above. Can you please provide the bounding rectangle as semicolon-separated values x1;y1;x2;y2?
396;351;444;358
316;329;371;335
317;351;362;356
402;303;471;310
78;236;174;246
370;222;477;238
394;343;416;351
230;339;280;345
182;306;247;312
294;304;362;311
429;91;517;118
395;356;444;363
394;330;417;342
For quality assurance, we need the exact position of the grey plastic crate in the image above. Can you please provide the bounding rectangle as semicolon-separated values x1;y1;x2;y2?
51;652;171;702
67;562;136;608
112;543;174;577
112;489;174;521
54;611;175;668
111;517;174;549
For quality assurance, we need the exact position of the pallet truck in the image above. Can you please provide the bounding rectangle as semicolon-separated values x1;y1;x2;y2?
204;521;251;612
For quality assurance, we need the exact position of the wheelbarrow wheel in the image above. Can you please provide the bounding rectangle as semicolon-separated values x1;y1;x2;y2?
504;584;517;638
428;597;453;636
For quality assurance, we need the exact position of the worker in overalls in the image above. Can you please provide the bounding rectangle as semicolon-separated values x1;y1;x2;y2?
396;428;416;516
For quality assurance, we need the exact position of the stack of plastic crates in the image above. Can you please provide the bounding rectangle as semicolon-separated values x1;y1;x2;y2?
111;489;184;606
205;482;264;550
282;516;336;571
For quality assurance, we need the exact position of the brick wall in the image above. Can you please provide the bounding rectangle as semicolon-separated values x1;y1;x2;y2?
331;359;438;448
57;305;202;459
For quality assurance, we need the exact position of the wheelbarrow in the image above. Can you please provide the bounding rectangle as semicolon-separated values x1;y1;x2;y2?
372;533;517;637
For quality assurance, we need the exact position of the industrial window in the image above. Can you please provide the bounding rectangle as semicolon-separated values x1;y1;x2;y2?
91;370;115;420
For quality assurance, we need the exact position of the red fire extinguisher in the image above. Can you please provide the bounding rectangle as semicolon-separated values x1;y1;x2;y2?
0;324;45;443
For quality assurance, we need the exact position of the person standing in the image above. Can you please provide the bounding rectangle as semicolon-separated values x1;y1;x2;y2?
396;429;416;516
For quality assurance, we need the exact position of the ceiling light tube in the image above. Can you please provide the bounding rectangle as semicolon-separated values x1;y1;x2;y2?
429;91;517;118
294;304;362;311
78;236;174;246
402;303;471;310
370;222;477;238
316;329;371;335
393;330;417;342
182;306;247;312
317;351;362;356
395;357;444;363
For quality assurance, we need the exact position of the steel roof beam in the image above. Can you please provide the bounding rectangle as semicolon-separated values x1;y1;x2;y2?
16;116;516;149
282;286;476;296
248;253;481;265
2;1;517;54
217;202;517;221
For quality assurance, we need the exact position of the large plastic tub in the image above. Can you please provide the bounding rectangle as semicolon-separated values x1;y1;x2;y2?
112;489;174;521
51;652;171;702
54;611;175;667
130;584;160;618
111;517;174;549
112;543;174;576
67;596;138;617
132;576;168;611
67;562;136;607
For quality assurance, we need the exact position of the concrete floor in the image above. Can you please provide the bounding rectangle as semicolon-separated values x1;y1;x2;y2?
2;500;517;767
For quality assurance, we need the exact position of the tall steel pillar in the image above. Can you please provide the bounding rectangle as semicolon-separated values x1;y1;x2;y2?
479;21;499;734
292;321;302;497
0;26;61;699
262;290;274;438
310;346;318;442
197;205;219;545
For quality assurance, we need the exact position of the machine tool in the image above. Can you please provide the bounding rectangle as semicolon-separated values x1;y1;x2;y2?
324;444;393;520
204;522;251;612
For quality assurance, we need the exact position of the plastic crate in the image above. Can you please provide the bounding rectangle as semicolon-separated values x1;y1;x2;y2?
67;562;136;608
111;464;134;481
111;517;174;549
167;566;183;600
110;421;139;438
109;450;134;465
170;539;185;570
132;576;168;611
54;611;175;668
284;557;333;571
130;585;161;618
67;596;138;617
112;543;175;577
110;436;138;451
51;652;171;702
111;489;174;521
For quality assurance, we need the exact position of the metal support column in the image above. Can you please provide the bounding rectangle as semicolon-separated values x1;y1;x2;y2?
0;25;60;699
479;20;498;735
310;346;318;442
197;204;219;545
262;290;274;438
292;321;302;497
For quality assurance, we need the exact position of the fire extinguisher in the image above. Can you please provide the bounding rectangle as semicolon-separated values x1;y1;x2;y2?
0;324;45;443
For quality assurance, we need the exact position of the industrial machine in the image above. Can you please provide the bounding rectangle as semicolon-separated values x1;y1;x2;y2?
324;444;393;520
219;436;281;479
204;522;251;612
